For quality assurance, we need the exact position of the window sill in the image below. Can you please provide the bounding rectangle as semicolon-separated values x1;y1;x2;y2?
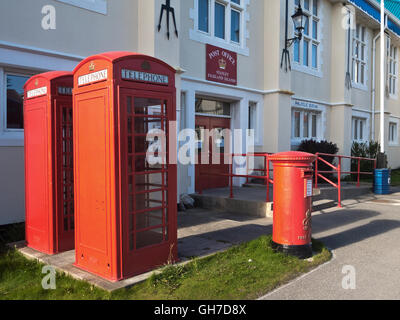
291;63;323;78
189;29;249;56
351;82;368;92
0;132;24;147
291;138;320;146
352;139;368;144
388;142;399;147
389;94;398;100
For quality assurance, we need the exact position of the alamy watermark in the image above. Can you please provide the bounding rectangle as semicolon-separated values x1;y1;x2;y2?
145;122;256;173
41;265;56;290
41;5;56;30
341;265;356;290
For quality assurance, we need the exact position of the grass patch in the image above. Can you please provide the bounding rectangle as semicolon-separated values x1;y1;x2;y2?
391;169;400;186
0;224;331;300
112;236;331;300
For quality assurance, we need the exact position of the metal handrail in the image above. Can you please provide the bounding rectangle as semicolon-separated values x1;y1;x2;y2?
315;152;377;208
198;152;273;202
198;151;377;209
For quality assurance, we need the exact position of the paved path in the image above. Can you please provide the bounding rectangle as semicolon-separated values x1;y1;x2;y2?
178;208;272;259
260;189;400;300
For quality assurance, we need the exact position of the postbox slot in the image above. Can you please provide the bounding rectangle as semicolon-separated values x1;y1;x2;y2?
301;169;314;179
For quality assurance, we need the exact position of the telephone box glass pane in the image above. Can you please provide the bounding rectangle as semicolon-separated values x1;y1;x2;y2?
126;96;169;252
136;228;163;249
134;135;166;155
61;105;74;233
136;209;163;230
135;172;166;192
135;155;163;172
134;98;164;115
134;117;166;135
136;190;167;211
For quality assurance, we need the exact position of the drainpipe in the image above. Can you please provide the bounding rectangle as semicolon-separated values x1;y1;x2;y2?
372;32;380;141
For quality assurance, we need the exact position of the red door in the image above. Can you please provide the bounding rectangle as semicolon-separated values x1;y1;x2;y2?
195;116;231;191
120;89;177;277
55;99;75;252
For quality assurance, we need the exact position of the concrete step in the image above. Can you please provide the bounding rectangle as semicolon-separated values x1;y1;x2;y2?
243;183;321;197
191;183;373;218
243;182;373;202
313;184;373;202
191;192;273;218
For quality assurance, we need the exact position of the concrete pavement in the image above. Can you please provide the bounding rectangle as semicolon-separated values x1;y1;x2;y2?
260;188;400;300
15;187;400;296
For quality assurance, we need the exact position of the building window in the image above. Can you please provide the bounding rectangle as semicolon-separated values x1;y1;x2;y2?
389;44;398;97
195;97;231;116
294;0;320;70
292;109;319;141
214;2;226;39
199;0;243;43
198;0;209;32
352;117;367;142
248;101;257;136
192;0;248;54
352;24;367;87
389;122;398;145
5;73;30;130
231;9;240;43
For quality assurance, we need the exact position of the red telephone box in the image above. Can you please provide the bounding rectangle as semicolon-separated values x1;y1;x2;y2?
72;52;177;281
24;71;75;254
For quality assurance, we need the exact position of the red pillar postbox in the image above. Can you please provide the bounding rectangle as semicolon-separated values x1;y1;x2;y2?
269;151;316;259
72;52;177;281
24;71;74;254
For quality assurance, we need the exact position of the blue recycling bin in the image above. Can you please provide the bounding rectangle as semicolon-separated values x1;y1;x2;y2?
373;169;391;194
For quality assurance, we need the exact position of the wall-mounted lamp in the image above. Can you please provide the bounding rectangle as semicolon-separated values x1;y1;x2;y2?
281;1;308;72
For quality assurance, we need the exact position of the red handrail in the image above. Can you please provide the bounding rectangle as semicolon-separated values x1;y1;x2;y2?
314;153;376;208
198;151;376;209
199;152;273;202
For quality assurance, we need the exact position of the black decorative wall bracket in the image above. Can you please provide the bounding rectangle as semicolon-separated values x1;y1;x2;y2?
158;0;178;39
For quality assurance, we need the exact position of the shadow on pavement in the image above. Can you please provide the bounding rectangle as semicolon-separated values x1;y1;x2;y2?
312;209;381;234
178;208;263;229
316;219;400;250
178;223;272;259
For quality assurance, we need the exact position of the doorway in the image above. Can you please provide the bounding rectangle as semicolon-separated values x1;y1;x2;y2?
195;115;231;192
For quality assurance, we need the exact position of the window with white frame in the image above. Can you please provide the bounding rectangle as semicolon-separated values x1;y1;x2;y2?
248;101;257;136
352;24;367;87
293;0;320;70
194;0;247;53
292;109;319;142
388;44;398;97
352;117;367;142
4;73;30;130
389;121;398;144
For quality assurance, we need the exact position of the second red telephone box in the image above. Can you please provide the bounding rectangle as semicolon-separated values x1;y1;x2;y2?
24;71;74;254
73;52;177;281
